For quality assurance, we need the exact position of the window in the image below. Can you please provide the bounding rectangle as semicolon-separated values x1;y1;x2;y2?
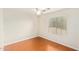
49;16;67;35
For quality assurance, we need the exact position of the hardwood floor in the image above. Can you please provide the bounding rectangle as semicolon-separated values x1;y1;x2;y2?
4;37;76;51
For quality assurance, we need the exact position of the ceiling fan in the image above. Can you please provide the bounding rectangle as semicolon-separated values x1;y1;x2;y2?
34;8;50;15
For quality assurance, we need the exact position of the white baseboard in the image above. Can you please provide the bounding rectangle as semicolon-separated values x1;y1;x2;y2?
39;35;79;50
4;34;79;50
5;35;37;46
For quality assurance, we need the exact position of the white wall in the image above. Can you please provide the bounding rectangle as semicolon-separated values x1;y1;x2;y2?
4;8;38;45
0;8;4;50
39;9;79;50
3;8;79;50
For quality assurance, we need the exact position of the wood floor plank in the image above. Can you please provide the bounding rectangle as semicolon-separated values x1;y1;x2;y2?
4;37;76;51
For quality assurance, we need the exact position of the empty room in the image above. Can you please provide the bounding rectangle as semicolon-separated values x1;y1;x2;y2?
0;8;79;51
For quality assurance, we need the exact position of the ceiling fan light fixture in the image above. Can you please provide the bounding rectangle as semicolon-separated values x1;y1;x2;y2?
34;8;50;15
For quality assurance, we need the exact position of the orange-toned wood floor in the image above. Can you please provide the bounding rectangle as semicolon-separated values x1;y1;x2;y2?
4;37;76;51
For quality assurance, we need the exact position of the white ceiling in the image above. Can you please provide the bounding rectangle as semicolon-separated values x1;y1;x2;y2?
32;8;63;15
5;8;63;15
43;8;63;13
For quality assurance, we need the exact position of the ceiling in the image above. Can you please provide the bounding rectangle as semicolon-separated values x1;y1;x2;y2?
5;8;63;15
33;8;63;15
